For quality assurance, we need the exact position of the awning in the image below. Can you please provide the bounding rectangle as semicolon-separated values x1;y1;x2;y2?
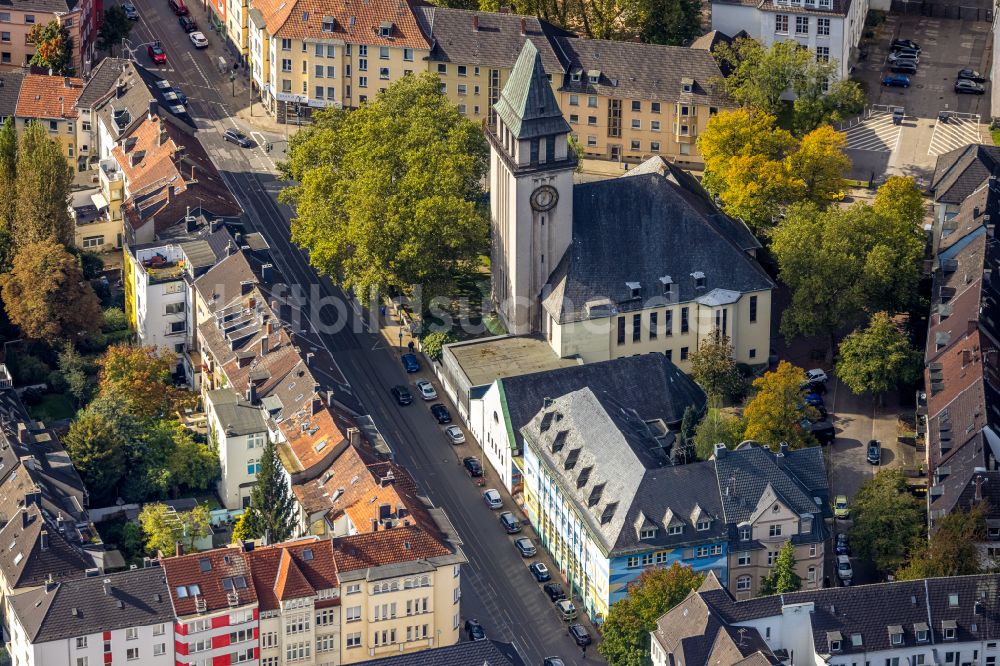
942;620;958;629
90;192;109;210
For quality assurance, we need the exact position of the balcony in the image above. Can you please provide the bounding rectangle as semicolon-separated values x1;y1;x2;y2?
141;253;187;284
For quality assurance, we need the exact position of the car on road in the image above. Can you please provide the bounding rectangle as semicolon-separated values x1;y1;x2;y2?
483;488;502;509
835;533;850;556
223;128;253;147
464;619;485;641
866;439;882;465
514;537;536;558
882;73;911;88
463;457;483;477
556;599;577;621
568;624;592;647
955;78;986;95
959;68;986;82
890;61;918;75
390;385;412;405
543;659;566;666
445;425;465;444
147;43;167;64
529;562;551;582
891;38;921;52
805;369;828;384
178;15;197;31
414;378;436;400
888;51;919;65
834;494;850;519
543;583;566;602
122;2;139;19
499;511;521;534
189;31;208;48
430;403;452;423
401;352;420;373
836;554;853;584
168;0;189;14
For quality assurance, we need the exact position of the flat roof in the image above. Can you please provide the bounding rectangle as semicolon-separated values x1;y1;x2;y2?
447;335;580;387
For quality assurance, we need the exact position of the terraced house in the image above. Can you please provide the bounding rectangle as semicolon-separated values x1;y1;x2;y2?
0;0;100;76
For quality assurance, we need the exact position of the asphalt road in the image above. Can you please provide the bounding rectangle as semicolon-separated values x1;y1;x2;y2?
118;2;596;663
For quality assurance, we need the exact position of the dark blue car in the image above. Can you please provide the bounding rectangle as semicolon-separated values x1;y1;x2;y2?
882;73;911;88
401;353;420;373
805;393;825;408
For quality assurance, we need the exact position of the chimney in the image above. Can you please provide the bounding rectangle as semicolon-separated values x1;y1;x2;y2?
44;573;55;593
963;348;973;366
148;99;158;120
241;280;253;296
17;423;28;444
40;530;48;551
190;164;196;181
247;382;257;405
472;15;479;30
312;394;323;415
714;442;727;458
21;507;29;529
103;578;112;595
306;352;314;366
778;442;789;457
185;215;198;233
260;335;269;356
175;541;183;557
261;264;274;284
371;518;379;532
520;17;526;34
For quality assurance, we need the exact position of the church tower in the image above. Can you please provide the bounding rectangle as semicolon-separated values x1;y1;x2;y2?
488;40;576;336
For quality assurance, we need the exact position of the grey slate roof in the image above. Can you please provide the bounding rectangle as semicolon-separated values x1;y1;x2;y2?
77;57;129;110
554;36;730;107
0;0;77;13
542;171;772;323
0;72;24;119
0;505;92;590
414;6;568;74
208;388;267;437
8;565;173;643
493;39;571;140
932;145;1000;205
355;639;525;666
94;61;195;143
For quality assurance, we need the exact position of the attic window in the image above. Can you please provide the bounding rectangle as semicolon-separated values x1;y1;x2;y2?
949;593;959;607
588;70;600;84
199;558;212;572
222;576;248;591
322;16;335;31
692;271;706;289
668;524;683;535
588;482;605;507
302;11;308;21
626;282;641;299
577;466;592;489
571;71;581;82
564;448;580;470
696;519;711;531
600;501;618;524
681;77;693;93
830;640;842;652
303;548;314;561
552;430;567;453
379;21;393;37
850;634;862;647
660;276;672;296
640;527;657;539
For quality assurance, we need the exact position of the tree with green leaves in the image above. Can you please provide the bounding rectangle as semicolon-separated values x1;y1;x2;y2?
97;6;132;57
27;20;74;75
58;342;90;406
166;424;220;494
689;330;743;402
0;117;16;271
679;405;698;452
633;0;702;45
850;470;925;574
793;74;866;134
873;175;926;227
138;503;212;556
599;563;704;666
13;121;74;249
787;125;851;205
280;73;489;301
742;361;818;449
694;409;745;460
231;512;253;544
244;441;297;544
62;401;128;504
836;313;922;401
0;240;102;344
897;504;985;580
760;541;801;595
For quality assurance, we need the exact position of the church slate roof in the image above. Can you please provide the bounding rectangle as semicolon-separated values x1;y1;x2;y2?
932;145;1000;205
493;39;570;140
542;171;772;323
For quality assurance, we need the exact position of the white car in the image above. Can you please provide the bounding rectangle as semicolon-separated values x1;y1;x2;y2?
483;488;502;509
445;425;465;444
189;31;208;48
888;51;919;65
414;378;437;401
836;555;853;584
556;599;577;620
806;369;829;384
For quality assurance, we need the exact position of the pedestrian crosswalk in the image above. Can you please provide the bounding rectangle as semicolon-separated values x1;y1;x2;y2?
841;112;902;152
928;114;981;157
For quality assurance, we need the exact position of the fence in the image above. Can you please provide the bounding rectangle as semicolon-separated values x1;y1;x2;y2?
835;105;897;131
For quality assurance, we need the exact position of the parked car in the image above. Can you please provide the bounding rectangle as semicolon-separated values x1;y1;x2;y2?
483;488;502;509
804;393;825;408
882;73;911;88
122;2;139;19
168;0;189;14
543;583;566;602
891;46;920;59
189;31;208;48
956;79;986;95
401;352;420;373
499;511;521;534
514;537;536;558
891;38;921;51
464;619;485;641
836;554;853;584
543;659;566;666
959;68;986;82
463;457;483;477
178;15;197;31
445;425;465;444
390;385;412;405
866;439;882;465
556;599;577;621
529;562;551;582
890;61;918;75
568;624;592;647
223;128;253;147
835;533;850;556
834;494;850;519
888;51;919;65
147;43;167;64
414;378;436;400
805;369;828;384
430;403;452;424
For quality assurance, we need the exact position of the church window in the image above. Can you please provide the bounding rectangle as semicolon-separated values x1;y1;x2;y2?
546;136;555;162
617;318;626;345
632;314;641;342
664;311;672;336
681;307;689;333
750;295;758;322
529;139;539;164
649;312;658;339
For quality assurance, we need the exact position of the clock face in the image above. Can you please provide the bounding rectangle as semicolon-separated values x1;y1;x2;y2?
530;185;559;212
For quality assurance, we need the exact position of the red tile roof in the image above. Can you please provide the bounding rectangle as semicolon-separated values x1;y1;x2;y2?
15;74;84;119
252;0;429;48
332;524;451;571
161;547;257;617
243;540;339;611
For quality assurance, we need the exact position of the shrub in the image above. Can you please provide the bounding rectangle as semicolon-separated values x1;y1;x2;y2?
421;331;456;361
11;354;51;385
102;307;128;332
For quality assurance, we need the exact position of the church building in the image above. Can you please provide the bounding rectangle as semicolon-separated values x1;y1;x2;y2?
488;41;774;369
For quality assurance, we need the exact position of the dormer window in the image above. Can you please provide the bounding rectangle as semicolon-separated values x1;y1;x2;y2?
696;519;711;531
571;70;581;82
692;271;706;289
889;626;903;646
626;282;641;299
681;77;693;93
640;527;657;539
379;21;393;37
942;620;958;640
668;525;683;536
660;276;673;297
588;70;600;84
914;624;928;642
322;16;335;31
830;640;841;652
739;526;751;540
827;632;843;652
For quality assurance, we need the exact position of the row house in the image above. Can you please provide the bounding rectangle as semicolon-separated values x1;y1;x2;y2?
0;0;100;77
0;73;84;169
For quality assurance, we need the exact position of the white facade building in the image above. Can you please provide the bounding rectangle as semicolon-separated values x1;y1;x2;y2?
205;387;269;510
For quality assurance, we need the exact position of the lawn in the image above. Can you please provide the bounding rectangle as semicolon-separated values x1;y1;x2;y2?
991;127;1000;147
27;393;75;422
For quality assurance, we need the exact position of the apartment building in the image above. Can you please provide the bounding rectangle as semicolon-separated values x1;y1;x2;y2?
205;387;269;509
6;567;175;666
0;0;99;76
0;74;85;168
247;0;430;122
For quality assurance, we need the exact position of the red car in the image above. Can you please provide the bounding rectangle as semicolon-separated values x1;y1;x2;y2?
147;43;167;65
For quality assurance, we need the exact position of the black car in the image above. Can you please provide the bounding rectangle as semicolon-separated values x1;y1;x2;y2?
891;38;921;52
390;385;412;405
866;439;881;465
463;456;483;477
543;583;566;602
568;624;592;647
224;128;253;147
178;15;197;31
464;618;485;641
430;403;452;424
959;68;986;83
955;78;986;95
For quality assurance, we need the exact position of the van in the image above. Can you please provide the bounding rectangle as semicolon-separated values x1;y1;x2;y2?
168;0;189;15
556;599;577;621
499;511;521;534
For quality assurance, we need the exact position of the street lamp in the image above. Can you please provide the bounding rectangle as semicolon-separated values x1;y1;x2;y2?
230;71;236;97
